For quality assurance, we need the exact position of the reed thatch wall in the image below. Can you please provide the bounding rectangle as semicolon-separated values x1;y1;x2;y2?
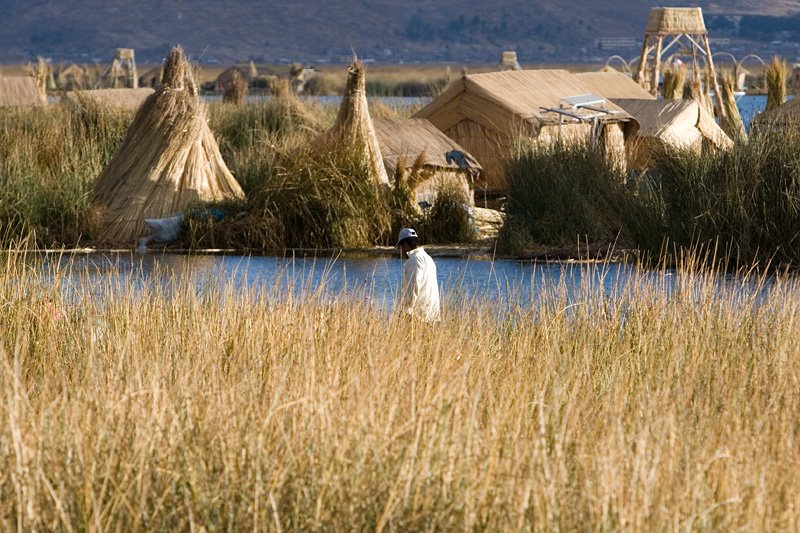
93;47;244;245
0;76;48;108
415;70;636;192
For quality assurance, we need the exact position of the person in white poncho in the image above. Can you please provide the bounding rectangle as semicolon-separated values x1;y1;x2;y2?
396;227;440;323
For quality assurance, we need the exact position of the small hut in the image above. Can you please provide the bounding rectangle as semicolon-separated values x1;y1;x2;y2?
373;118;481;205
215;63;275;92
138;66;163;88
314;60;389;185
612;98;733;168
93;47;244;244
64;88;155;112
55;64;92;90
0;77;48;108
215;66;249;92
413;69;636;193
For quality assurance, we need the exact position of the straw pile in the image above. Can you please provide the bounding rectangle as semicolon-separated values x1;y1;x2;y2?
765;56;788;114
316;60;389;185
93;46;244;245
0;76;48;108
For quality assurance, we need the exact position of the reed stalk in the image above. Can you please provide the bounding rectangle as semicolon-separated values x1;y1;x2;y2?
765;55;788;113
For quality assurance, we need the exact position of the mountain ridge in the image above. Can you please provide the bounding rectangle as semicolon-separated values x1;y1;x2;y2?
1;0;798;64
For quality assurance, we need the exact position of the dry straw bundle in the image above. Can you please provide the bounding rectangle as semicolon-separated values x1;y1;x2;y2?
662;64;686;100
719;70;746;141
93;46;244;244
316;60;389;185
222;69;247;105
765;56;788;114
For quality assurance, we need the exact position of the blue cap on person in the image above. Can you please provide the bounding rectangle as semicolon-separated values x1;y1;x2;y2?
396;227;418;246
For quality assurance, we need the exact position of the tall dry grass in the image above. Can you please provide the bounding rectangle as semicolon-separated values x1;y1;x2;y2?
0;101;130;247
1;251;799;529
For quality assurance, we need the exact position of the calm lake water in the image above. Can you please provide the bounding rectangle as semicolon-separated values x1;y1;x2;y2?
33;252;772;314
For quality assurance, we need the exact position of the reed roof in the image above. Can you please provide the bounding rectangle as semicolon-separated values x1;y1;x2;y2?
572;71;655;100
93;47;244;245
0;76;47;108
612;98;732;149
645;7;707;34
414;69;635;136
64;88;154;112
373;118;482;173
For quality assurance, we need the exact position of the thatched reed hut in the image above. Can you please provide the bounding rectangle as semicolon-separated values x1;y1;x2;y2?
0;76;48;108
373;118;481;205
64;88;155;112
314;60;389;185
413;69;637;193
612;98;733;168
56;64;90;90
93;47;244;245
138;66;163;88
215;63;275;92
573;71;733;164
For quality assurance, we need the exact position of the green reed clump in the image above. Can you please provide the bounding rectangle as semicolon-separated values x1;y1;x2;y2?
208;98;329;195
188;142;393;250
417;183;476;244
303;74;344;96
209;97;324;154
498;142;623;254
0;102;131;247
643;127;800;265
365;78;447;97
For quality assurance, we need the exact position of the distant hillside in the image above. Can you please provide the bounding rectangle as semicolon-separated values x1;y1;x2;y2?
0;0;798;64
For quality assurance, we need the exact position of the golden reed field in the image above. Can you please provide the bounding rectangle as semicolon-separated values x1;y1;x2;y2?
0;252;798;531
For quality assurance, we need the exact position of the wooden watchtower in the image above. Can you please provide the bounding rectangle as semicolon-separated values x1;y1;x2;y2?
635;8;721;112
107;48;138;89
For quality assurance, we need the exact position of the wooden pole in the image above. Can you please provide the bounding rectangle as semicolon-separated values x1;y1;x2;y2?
701;34;724;121
652;35;663;97
635;34;651;91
